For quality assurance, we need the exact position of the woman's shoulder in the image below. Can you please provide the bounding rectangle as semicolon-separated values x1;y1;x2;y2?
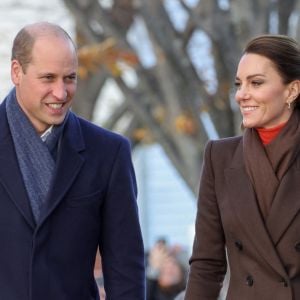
204;135;243;166
208;135;242;150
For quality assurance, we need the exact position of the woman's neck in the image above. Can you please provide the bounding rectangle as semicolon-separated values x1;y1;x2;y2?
256;122;287;145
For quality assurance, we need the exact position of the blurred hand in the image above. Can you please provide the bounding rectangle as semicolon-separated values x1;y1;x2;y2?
148;242;170;272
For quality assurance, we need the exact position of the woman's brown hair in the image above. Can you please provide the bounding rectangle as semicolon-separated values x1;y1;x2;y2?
243;35;300;104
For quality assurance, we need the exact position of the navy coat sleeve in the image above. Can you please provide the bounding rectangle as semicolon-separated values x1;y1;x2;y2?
99;138;145;299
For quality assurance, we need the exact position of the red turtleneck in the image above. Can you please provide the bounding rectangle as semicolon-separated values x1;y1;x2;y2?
256;122;287;145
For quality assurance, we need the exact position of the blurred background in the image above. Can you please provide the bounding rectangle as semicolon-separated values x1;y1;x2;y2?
1;0;300;299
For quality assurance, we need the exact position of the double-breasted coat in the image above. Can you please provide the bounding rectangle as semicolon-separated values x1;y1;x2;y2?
0;100;145;300
185;137;300;300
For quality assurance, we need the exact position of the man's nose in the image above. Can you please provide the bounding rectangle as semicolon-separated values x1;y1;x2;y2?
52;81;67;100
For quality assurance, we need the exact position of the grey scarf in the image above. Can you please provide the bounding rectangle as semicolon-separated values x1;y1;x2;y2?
6;88;66;222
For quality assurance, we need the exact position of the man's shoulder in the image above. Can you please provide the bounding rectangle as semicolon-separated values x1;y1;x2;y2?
70;113;129;147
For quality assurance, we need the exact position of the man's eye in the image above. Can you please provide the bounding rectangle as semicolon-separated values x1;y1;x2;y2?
43;75;53;80
66;75;77;81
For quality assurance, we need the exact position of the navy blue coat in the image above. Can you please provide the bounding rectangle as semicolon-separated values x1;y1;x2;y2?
0;100;145;300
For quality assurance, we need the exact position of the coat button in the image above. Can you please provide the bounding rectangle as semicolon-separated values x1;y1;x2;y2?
295;242;300;252
235;240;243;251
246;275;254;286
280;278;288;287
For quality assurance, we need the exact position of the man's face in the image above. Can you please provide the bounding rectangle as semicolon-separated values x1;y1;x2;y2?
11;35;78;134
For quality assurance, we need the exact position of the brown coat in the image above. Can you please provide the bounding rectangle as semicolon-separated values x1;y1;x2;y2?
185;136;300;300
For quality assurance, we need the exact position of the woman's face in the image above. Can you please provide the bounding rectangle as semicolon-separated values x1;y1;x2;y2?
235;53;293;129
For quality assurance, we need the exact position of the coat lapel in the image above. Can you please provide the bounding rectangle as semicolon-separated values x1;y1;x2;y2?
38;112;85;225
0;103;85;228
266;156;300;245
224;140;286;277
0;102;35;228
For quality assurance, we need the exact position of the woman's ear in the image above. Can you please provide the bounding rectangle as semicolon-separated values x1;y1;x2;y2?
287;79;300;104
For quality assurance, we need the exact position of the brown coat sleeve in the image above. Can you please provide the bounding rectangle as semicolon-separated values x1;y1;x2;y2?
184;141;227;300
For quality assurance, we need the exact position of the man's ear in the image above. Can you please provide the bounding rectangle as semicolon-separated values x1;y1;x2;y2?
11;59;23;85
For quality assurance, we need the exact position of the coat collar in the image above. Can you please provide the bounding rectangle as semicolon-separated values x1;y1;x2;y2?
0;101;85;229
224;138;295;277
38;112;85;226
0;100;36;228
266;156;300;244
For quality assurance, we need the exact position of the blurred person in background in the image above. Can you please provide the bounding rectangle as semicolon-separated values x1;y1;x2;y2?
146;239;187;300
185;34;300;300
0;21;145;300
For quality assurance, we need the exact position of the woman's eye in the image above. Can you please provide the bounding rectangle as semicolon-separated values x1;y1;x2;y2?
252;81;262;86
234;82;241;89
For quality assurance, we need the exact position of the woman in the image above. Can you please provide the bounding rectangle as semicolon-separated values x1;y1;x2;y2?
184;35;300;300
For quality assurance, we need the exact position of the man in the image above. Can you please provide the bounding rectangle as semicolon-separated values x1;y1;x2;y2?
0;22;145;300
